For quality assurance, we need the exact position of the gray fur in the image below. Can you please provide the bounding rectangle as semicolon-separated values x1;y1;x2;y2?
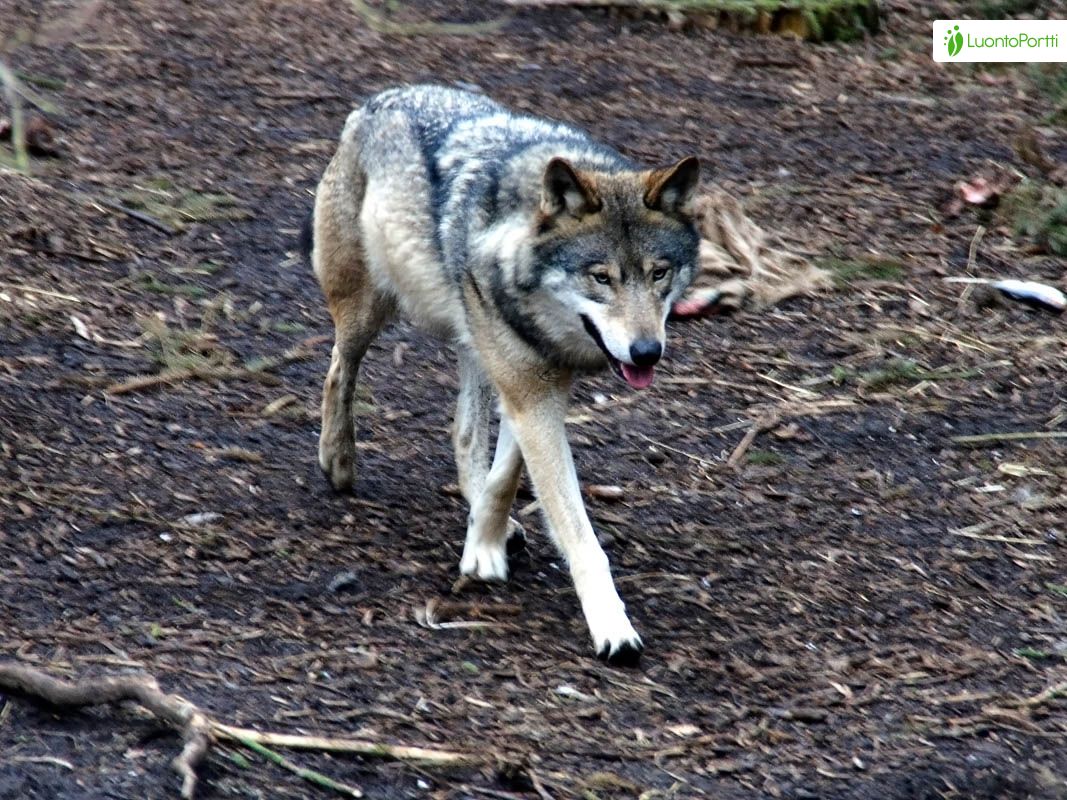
346;84;699;370
310;84;701;664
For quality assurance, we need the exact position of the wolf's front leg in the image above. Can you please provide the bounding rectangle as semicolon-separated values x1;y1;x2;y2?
502;380;643;666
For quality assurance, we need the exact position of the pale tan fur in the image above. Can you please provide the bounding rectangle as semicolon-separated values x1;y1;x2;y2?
311;124;685;663
311;139;395;492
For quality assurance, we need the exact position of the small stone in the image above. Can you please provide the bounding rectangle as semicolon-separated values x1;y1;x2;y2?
328;571;359;593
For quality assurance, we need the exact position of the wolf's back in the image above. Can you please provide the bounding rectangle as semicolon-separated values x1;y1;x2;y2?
348;85;504;186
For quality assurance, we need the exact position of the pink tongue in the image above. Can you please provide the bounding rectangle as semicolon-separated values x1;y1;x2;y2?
620;363;655;389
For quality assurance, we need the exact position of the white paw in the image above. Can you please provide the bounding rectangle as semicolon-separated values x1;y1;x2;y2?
585;600;643;666
459;539;509;582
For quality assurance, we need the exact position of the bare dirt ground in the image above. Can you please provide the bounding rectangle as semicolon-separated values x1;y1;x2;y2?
1;1;1065;798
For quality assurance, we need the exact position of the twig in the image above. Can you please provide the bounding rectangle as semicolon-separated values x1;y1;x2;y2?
957;225;985;312
0;282;82;303
966;225;985;273
9;755;75;769
528;768;556;800
213;723;475;765
727;413;781;468
951;431;1067;447
1017;680;1067;709
228;733;363;798
948;529;1046;546
95;198;178;235
635;432;717;469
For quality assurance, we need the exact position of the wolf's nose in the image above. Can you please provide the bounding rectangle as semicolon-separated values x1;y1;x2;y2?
630;340;662;367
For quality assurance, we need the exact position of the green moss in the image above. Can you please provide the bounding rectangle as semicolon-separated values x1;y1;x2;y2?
138;272;206;298
1000;180;1067;256
1029;64;1067;126
614;0;880;41
747;449;785;465
819;256;904;286
119;182;249;230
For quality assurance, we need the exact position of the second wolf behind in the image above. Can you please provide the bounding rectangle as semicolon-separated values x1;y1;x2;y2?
308;85;700;664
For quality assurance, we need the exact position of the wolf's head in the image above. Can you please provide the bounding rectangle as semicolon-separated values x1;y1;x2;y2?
516;156;700;389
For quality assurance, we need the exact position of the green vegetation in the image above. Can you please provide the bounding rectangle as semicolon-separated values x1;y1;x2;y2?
119;179;248;230
271;320;307;334
141;315;231;373
747;449;785;465
831;358;980;391
1001;180;1067;256
138;272;207;298
818;256;905;286
1013;647;1054;661
634;0;879;41
1032;64;1067;125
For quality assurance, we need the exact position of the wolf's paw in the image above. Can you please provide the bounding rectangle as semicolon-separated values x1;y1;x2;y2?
318;439;355;493
593;631;640;669
459;539;509;582
588;608;643;667
597;635;644;667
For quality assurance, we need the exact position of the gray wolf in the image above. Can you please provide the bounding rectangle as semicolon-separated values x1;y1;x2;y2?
306;85;700;665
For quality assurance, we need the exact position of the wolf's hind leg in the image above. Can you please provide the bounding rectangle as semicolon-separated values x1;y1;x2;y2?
312;160;393;492
453;350;494;505
459;416;525;581
318;296;391;492
454;351;525;580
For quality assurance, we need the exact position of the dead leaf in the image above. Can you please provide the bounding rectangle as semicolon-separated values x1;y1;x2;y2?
70;314;91;340
666;723;701;737
945;169;1020;216
586;484;624;501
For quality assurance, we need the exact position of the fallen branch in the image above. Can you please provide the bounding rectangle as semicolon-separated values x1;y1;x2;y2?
0;663;210;798
0;662;478;799
948;528;1046;546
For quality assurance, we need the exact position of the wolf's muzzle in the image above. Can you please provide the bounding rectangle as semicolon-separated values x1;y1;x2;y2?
629;339;662;367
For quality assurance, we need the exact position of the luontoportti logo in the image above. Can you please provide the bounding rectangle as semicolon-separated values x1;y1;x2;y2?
934;20;1066;63
945;24;964;57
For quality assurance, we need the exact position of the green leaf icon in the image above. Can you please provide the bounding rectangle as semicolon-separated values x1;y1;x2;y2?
945;25;964;57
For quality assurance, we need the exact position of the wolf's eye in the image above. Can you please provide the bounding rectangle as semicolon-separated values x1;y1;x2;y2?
592;271;611;285
652;267;670;281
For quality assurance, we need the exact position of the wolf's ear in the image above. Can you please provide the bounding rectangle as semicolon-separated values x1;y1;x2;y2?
541;157;601;219
644;156;700;217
